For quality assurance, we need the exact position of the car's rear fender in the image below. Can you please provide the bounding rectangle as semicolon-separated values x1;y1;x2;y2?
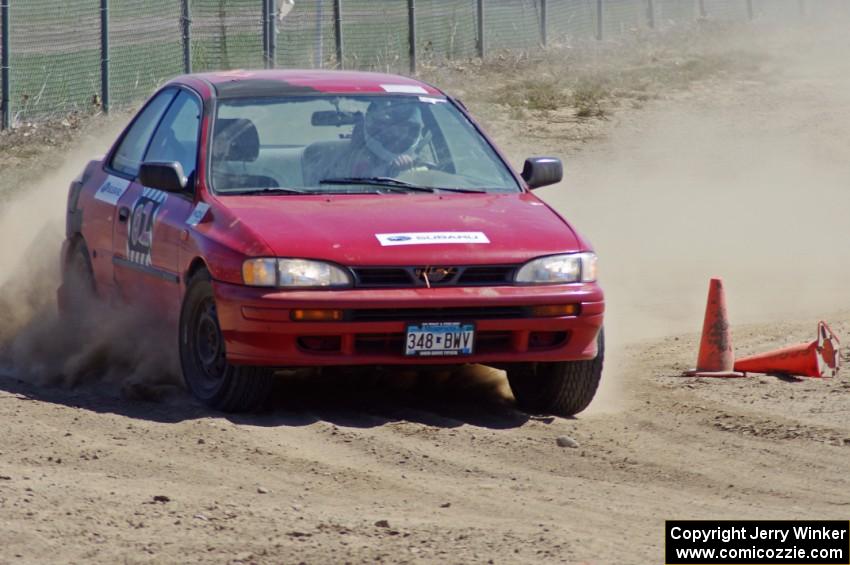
65;159;100;240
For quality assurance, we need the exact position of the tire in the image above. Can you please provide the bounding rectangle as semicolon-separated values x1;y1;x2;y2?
179;270;275;412
506;328;604;417
61;239;97;319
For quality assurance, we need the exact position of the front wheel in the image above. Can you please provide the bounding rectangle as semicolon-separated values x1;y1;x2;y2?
179;271;275;412
506;329;604;417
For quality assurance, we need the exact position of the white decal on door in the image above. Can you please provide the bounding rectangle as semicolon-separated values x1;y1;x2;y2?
127;188;167;266
186;202;210;226
94;176;130;205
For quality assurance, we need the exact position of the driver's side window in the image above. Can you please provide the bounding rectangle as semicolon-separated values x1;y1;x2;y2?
110;89;176;177
145;91;202;185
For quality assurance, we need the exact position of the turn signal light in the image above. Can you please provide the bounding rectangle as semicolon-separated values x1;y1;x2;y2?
530;304;579;317
290;309;344;322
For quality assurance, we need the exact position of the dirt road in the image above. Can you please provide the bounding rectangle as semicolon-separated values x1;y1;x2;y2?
1;27;850;565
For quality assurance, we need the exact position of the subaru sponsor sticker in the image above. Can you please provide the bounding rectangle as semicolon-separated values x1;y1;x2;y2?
381;84;428;94
376;232;490;246
94;176;130;205
186;202;211;226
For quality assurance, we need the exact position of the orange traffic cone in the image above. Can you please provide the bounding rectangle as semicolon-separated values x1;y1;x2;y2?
684;278;744;377
734;321;840;378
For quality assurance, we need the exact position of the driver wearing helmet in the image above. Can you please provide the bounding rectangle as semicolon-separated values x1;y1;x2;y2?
342;99;425;178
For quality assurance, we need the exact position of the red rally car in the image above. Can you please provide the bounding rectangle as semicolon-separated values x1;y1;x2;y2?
59;70;605;415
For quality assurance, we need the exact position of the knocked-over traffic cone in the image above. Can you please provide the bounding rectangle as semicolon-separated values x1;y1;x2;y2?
734;321;840;378
684;278;744;377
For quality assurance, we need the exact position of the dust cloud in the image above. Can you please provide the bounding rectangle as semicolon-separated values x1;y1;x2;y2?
532;24;850;412
0;123;181;396
552;27;850;340
0;140;103;345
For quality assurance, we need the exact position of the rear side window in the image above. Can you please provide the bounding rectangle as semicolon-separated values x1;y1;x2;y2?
110;89;177;176
145;91;202;182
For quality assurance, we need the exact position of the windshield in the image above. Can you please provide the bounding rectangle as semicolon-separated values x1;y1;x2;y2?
211;95;520;194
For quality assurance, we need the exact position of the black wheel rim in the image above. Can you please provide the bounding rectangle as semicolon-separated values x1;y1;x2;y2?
190;297;227;396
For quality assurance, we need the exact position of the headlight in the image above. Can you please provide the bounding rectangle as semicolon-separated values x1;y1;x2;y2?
242;258;352;288
515;253;597;284
278;259;352;288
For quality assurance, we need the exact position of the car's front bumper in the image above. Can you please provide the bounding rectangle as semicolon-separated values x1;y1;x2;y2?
213;280;604;367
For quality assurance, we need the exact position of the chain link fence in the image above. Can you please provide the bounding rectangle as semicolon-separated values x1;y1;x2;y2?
110;0;183;107
7;0;100;122
0;0;847;128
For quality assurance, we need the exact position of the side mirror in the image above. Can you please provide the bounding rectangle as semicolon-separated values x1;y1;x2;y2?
139;161;187;193
521;157;563;190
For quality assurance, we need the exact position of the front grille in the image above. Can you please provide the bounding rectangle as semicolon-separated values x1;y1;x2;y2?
353;267;412;286
348;306;526;322
350;265;516;288
457;266;515;285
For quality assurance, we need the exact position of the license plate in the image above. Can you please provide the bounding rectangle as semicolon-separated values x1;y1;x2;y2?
405;322;475;357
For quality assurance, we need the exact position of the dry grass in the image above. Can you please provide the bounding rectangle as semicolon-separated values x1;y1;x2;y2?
492;78;570;112
572;79;609;117
0;108;134;201
422;21;767;125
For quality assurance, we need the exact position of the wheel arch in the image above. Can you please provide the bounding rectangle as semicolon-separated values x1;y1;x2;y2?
185;257;211;286
62;233;91;273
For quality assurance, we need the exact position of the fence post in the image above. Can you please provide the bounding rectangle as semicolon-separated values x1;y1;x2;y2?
698;0;706;18
540;0;547;46
100;0;109;113
746;0;753;20
267;0;276;68
408;0;416;74
596;0;603;40
314;1;323;67
476;0;484;58
182;0;192;73
798;0;805;17
1;0;9;130
333;0;343;69
262;0;269;68
647;0;655;28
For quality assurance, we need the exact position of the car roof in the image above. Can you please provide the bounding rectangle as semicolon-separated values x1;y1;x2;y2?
176;69;444;98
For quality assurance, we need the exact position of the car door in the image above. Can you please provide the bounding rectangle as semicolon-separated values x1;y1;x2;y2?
89;88;177;298
111;89;202;320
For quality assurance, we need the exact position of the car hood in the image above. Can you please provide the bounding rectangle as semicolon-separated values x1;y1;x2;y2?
215;192;583;265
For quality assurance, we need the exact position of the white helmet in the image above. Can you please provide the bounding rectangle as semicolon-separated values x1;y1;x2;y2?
363;99;423;162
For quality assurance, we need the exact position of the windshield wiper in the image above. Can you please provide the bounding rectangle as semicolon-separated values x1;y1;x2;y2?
319;177;487;194
433;187;487;194
319;177;437;193
227;187;310;195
